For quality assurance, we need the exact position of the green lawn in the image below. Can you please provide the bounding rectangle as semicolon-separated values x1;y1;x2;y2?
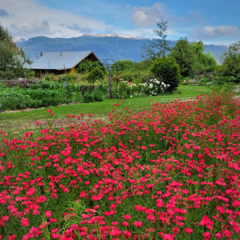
0;85;210;133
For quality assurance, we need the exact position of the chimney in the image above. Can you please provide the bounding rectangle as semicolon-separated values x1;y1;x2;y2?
68;48;70;52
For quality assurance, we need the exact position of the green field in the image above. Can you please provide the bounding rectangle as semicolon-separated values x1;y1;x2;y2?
0;85;210;133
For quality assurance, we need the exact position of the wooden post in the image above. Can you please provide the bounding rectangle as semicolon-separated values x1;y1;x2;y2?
108;74;112;99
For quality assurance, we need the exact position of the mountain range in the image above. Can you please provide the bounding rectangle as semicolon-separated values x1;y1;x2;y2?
16;34;228;64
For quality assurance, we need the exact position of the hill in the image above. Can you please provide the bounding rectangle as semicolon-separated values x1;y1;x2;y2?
17;34;228;64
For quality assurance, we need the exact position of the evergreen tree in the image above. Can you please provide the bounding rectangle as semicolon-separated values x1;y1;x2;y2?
141;18;172;60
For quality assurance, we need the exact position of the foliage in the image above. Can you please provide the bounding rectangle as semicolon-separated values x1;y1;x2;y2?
219;41;240;77
77;59;107;74
0;80;108;110
0;90;42;110
149;57;181;92
1;93;240;239
141;18;172;60
180;77;190;85
87;67;105;83
0;23;18;52
83;91;94;103
111;60;135;72
191;41;217;72
133;59;153;72
169;37;195;77
206;76;235;93
92;90;103;102
199;77;210;85
113;80;132;99
71;92;82;104
0;24;31;79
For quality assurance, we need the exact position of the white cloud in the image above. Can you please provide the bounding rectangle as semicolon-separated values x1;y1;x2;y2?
0;0;110;40
131;3;168;27
11;20;50;34
190;25;240;40
63;23;93;33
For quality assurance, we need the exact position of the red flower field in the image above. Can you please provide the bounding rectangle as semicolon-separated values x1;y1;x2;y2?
0;92;240;239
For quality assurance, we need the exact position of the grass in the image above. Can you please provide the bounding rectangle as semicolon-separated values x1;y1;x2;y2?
0;85;210;133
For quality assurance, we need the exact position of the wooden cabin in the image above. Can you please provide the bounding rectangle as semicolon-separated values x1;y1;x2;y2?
30;51;103;78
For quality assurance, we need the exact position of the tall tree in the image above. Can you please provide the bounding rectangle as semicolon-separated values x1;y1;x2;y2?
0;23;31;79
40;51;43;57
0;23;18;52
168;37;195;77
219;41;240;77
191;41;217;72
141;18;172;60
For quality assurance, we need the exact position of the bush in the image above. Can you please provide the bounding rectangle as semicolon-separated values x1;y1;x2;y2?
200;77;210;83
149;57;181;93
87;67;105;83
92;90;103;102
83;91;94;103
205;66;216;72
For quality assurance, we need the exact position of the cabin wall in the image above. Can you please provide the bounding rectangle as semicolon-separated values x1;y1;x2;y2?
70;67;76;74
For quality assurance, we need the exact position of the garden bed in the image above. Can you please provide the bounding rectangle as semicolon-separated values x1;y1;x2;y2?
0;93;240;239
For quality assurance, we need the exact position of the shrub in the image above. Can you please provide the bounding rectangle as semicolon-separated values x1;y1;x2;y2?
83;91;94;103
87;67;105;83
149;57;181;92
92;90;103;102
205;66;216;72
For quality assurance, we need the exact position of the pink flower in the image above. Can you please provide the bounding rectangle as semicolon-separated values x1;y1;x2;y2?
45;211;52;218
163;234;174;240
21;217;29;227
184;227;193;235
122;215;131;220
203;232;211;239
222;229;231;237
133;221;142;228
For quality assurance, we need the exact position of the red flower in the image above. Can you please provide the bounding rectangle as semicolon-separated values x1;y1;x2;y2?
163;234;174;240
122;221;129;227
133;221;142;228
222;229;231;237
122;215;131;220
184;227;193;235
172;227;180;234
203;232;211;239
21;217;29;227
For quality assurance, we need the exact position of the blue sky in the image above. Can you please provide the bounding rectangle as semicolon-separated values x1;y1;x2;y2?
0;0;240;46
